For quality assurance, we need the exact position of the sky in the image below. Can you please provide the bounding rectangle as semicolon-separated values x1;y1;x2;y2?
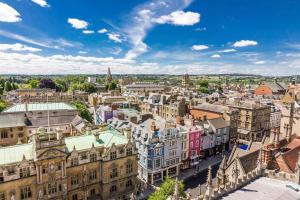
0;0;300;75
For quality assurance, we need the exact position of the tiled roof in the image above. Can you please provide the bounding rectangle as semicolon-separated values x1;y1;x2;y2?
4;102;76;113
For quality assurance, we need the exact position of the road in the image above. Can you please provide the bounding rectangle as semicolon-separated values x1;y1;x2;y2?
183;162;220;198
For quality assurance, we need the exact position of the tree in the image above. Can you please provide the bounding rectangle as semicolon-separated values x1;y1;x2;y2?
29;79;39;88
72;101;93;123
199;87;209;94
55;79;68;92
106;82;117;90
39;78;57;90
4;81;13;92
0;99;8;112
82;83;96;93
148;177;186;200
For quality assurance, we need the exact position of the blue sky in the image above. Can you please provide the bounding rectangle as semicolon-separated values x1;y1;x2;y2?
0;0;300;75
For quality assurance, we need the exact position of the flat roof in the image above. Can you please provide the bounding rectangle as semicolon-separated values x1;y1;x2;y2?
4;102;76;113
222;177;300;200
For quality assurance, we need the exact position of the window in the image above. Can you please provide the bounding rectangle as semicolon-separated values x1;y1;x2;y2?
18;127;23;131
126;148;132;156
90;189;96;196
110;185;117;193
71;158;79;166
20;167;30;178
0;173;3;182
21;186;31;200
42;165;47;174
110;168;118;179
110;151;117;160
57;163;61;171
48;183;57;195
89;170;97;181
80;153;87;160
126;163;133;174
72;194;78;200
0;130;8;139
90;153;97;162
126;180;132;188
71;175;79;185
147;160;153;169
155;158;161;168
0;192;5;200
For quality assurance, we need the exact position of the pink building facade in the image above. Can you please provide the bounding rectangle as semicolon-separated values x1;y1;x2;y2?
188;126;202;167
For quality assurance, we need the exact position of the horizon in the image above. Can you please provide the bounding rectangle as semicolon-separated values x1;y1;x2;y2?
0;0;300;75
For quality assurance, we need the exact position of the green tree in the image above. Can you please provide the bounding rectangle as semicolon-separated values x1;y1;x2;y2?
0;99;8;112
148;177;186;200
199;87;209;94
72;101;93;123
106;82;117;90
29;79;39;88
82;83;96;93
4;81;13;92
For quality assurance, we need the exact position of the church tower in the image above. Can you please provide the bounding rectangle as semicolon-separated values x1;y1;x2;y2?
106;67;113;84
182;71;190;89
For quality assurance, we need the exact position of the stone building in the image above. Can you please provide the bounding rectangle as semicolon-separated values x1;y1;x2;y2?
181;72;190;90
0;102;82;146
0;126;138;200
228;101;271;142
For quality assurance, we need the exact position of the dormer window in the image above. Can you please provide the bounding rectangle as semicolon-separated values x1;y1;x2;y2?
110;151;117;160
90;153;97;162
126;148;132;156
20;167;30;178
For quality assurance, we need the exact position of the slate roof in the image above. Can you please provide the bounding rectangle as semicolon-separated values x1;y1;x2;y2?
4;103;75;113
208;118;229;129
0;113;28;128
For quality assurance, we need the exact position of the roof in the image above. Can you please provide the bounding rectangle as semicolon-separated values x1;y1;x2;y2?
0;143;33;165
208;118;229;129
192;103;228;114
4;102;76;113
65;134;104;152
223;177;300;200
97;129;129;147
0;113;27;128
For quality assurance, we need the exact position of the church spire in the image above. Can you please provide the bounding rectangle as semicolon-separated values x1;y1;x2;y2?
205;165;213;199
106;67;113;83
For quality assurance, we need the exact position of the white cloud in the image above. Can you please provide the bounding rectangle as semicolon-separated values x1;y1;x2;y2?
233;40;258;47
31;0;50;8
191;45;209;51
67;18;89;29
111;47;122;55
124;0;194;60
219;49;237;53
98;28;108;34
78;51;87;54
0;30;82;50
107;33;123;43
211;54;221;58
153;10;200;26
254;60;266;64
82;30;95;34
0;2;22;22
0;43;41;52
195;27;206;32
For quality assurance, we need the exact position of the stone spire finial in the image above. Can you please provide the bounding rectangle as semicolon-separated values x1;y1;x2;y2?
22;154;26;160
219;155;227;170
205;165;213;199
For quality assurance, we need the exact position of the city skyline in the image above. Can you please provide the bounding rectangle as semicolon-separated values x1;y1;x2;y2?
0;0;300;75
